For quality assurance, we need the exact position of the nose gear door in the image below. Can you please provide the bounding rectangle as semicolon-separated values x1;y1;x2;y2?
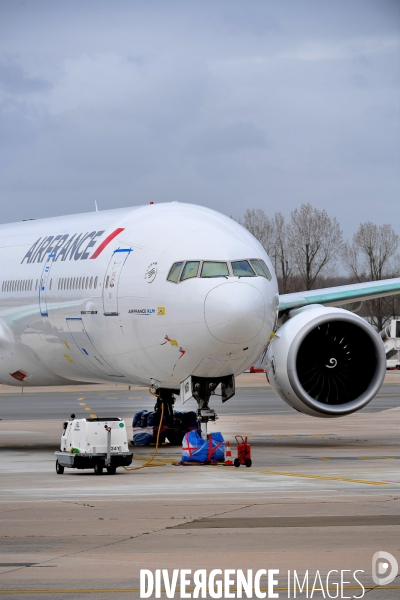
103;248;132;315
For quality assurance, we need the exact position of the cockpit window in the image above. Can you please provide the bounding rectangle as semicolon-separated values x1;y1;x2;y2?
167;262;183;283
167;258;272;282
181;261;200;281
231;260;256;277
200;261;229;278
250;259;267;277
259;259;272;281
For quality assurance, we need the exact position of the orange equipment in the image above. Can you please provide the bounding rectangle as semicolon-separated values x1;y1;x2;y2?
234;435;252;468
224;441;233;466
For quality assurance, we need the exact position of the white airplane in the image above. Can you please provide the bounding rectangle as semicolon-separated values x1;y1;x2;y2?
1;202;399;437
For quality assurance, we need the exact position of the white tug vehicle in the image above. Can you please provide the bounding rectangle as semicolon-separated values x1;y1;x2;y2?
55;416;133;475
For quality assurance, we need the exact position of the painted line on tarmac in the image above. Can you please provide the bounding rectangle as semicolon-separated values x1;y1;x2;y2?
203;465;388;486
315;456;400;461
174;515;400;528
204;463;388;486
256;470;387;486
130;458;389;486
1;586;399;594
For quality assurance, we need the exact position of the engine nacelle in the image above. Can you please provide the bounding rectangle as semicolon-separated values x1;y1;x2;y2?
265;305;386;418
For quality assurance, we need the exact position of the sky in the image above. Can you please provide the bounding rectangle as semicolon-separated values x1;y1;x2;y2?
0;0;399;238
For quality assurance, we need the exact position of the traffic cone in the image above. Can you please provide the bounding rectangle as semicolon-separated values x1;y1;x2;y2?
225;441;233;466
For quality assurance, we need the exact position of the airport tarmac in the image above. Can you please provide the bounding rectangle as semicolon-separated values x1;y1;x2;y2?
0;373;399;598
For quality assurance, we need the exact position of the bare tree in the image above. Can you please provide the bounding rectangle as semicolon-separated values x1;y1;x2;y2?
271;212;293;293
288;204;343;290
342;222;400;330
239;208;275;255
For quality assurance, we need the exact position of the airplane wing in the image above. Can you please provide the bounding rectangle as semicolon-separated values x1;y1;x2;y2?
278;277;400;315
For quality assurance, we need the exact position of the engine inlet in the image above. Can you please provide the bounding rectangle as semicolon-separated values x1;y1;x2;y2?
296;321;376;405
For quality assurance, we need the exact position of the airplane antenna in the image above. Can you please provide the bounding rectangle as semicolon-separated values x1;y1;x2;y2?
95;201;99;212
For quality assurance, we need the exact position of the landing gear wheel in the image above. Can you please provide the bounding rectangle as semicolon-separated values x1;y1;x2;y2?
94;462;103;475
106;466;116;475
166;430;185;446
234;458;240;468
245;459;252;468
56;460;64;475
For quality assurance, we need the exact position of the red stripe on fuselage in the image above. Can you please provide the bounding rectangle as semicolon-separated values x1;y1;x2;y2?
90;227;125;259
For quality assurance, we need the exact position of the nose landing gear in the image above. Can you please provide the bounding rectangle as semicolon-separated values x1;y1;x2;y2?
152;375;235;441
191;375;235;439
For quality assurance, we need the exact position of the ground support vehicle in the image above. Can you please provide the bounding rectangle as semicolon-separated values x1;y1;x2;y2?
55;417;133;475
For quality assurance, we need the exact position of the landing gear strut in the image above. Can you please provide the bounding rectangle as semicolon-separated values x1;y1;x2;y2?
193;380;218;439
152;375;235;442
190;375;235;439
153;388;185;445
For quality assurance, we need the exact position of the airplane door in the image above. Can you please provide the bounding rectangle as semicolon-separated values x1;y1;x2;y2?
39;252;56;317
66;318;124;377
103;248;132;315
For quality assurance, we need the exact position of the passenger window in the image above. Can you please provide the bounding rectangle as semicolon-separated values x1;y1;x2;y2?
231;260;256;277
105;276;109;289
94;276;98;289
259;260;272;281
201;261;229;278
181;261;200;281
85;277;89;289
167;262;183;283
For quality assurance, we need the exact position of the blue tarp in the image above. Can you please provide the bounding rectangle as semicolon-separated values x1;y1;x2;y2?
181;430;225;464
132;409;198;446
132;431;154;446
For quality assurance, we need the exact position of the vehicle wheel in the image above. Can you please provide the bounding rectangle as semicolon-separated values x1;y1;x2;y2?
94;462;103;475
234;458;240;468
166;430;185;445
107;466;116;475
56;460;64;475
245;459;252;468
397;365;400;370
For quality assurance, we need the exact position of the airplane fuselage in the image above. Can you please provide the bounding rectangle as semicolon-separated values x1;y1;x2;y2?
0;203;278;388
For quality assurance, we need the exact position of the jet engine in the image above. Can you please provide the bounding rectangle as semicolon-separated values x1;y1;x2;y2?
265;305;386;417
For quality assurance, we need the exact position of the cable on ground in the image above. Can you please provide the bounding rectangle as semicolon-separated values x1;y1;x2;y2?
123;386;164;471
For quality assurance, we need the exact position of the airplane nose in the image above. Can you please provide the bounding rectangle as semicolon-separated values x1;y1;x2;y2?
204;282;265;344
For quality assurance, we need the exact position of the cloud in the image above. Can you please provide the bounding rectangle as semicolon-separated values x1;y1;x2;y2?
0;57;52;95
187;122;268;155
0;0;398;236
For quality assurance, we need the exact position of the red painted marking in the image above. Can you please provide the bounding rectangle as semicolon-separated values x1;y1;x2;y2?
182;434;198;457
90;228;125;259
10;370;27;382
